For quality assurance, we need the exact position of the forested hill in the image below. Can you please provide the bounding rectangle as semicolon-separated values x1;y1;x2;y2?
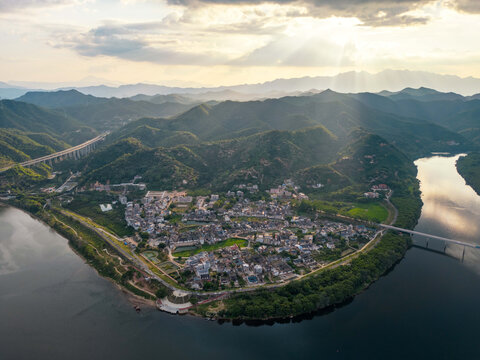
16;89;106;108
113;89;471;159
79;125;417;197
82;126;337;188
457;153;480;196
15;90;195;132
0;99;86;135
0;99;97;167
0;129;68;168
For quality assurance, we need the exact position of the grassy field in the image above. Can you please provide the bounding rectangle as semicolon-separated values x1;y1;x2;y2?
296;199;388;223
346;203;388;223
65;192;134;237
174;238;248;258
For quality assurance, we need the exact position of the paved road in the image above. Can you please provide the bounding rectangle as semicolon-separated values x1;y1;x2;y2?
384;190;398;225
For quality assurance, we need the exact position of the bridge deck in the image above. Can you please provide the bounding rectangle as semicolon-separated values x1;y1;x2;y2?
380;224;480;249
0;134;106;172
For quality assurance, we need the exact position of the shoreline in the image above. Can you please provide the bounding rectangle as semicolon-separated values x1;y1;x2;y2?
0;202;157;310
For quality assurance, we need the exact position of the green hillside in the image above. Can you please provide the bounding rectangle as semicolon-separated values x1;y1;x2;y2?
80;125;417;198
106;118;200;148
83;126;340;190
457;153;480;195
61;98;193;131
16;89;106;108
0;129;68;167
0;100;85;135
115;91;469;159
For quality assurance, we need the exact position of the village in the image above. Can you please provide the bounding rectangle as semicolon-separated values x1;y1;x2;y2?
120;180;380;291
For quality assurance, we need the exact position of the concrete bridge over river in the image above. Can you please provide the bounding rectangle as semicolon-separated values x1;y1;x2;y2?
380;224;480;249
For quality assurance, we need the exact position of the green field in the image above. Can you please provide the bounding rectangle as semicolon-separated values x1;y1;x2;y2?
174;238;248;258
346;203;389;223
65;192;134;237
142;251;161;264
158;261;180;274
296;199;388;223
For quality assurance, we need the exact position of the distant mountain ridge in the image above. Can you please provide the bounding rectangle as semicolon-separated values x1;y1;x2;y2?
66;70;480;98
3;70;480;99
14;91;195;132
16;89;107;108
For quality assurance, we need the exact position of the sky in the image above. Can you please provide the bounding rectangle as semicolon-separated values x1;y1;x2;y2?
1;0;480;87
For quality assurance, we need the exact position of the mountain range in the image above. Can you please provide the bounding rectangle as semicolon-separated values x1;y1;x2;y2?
3;70;480;100
1;83;479;195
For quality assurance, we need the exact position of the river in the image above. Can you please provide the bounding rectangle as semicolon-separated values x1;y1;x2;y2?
1;154;480;359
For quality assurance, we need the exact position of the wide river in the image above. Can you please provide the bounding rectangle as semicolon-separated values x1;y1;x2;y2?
2;154;480;359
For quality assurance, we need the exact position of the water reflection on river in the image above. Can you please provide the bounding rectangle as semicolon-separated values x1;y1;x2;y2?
414;154;480;268
2;154;480;359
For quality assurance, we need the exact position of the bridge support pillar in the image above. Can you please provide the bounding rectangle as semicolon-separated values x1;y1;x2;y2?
462;246;466;263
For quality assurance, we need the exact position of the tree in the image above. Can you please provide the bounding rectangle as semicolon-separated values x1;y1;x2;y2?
155;286;168;299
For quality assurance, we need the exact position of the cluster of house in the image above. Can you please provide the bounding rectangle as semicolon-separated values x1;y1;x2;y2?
174;218;377;290
268;179;309;200
183;245;297;289
122;187;377;290
225;198;291;220
125;190;195;233
364;183;390;199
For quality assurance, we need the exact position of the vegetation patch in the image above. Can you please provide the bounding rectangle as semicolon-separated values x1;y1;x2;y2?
457;153;480;196
346;203;388;223
174;238;248;257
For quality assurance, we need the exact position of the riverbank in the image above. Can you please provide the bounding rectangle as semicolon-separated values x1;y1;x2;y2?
456;152;480;196
0;200;160;308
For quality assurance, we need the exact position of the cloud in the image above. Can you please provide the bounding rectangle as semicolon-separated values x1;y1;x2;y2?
164;0;435;26
206;18;287;34
232;35;356;66
0;0;75;13
51;22;228;65
162;0;480;26
454;0;480;13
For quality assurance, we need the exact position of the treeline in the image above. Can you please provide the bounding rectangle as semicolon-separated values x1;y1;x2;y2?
390;178;423;229
221;232;410;320
456;153;480;196
46;210;121;281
